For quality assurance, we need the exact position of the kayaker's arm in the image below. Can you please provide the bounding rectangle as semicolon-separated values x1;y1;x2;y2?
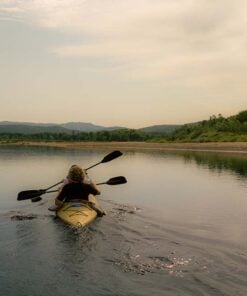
54;185;67;206
83;174;101;195
55;198;64;207
48;191;64;212
90;182;101;195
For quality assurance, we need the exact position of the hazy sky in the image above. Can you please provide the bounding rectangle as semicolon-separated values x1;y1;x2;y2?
0;0;246;128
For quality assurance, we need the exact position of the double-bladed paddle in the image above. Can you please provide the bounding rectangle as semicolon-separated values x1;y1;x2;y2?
17;150;123;201
30;176;127;203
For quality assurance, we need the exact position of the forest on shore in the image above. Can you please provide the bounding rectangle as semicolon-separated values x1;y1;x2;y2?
166;110;247;142
1;110;247;143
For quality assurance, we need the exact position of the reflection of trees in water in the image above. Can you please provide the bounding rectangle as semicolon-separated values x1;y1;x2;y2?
0;145;100;161
180;152;247;178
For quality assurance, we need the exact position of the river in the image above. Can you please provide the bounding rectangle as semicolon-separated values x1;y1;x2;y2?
0;145;247;295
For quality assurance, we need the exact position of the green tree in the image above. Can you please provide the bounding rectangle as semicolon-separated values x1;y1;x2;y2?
236;110;247;123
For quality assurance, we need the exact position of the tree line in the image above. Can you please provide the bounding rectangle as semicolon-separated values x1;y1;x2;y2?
0;129;153;142
167;110;247;142
1;110;247;143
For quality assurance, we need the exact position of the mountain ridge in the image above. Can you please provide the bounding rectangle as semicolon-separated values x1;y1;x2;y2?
0;121;179;134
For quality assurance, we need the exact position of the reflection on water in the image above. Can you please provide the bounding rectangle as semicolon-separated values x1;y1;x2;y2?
0;145;247;295
177;151;247;179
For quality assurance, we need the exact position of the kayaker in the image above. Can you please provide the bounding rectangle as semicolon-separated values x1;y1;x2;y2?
49;165;105;216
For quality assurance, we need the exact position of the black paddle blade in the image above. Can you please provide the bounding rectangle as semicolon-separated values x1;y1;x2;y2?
106;176;127;185
17;190;46;201
101;151;122;163
31;196;42;203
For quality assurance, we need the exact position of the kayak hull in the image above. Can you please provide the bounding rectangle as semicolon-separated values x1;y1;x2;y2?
56;195;98;227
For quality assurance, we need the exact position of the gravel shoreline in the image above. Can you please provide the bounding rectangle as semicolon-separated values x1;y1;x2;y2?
2;141;247;154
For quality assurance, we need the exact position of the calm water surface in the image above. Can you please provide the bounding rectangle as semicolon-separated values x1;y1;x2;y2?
0;146;247;295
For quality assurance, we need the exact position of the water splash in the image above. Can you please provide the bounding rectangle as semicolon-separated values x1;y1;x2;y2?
103;200;141;219
11;213;38;221
114;251;192;276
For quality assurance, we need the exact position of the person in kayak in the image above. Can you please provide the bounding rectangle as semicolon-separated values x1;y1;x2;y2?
49;165;105;216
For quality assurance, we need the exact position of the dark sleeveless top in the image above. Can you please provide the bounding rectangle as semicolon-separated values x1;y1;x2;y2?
56;182;98;202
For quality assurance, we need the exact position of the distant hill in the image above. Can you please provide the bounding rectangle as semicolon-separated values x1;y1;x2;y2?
0;121;180;134
139;124;181;134
0;121;125;133
0;124;72;134
0;121;57;127
60;122;124;132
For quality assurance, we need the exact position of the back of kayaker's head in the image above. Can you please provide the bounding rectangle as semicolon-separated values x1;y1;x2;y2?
67;165;85;182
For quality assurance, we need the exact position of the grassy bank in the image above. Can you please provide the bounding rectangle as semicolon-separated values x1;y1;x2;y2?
1;141;247;154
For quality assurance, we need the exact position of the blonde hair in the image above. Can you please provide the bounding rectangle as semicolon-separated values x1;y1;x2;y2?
67;165;85;182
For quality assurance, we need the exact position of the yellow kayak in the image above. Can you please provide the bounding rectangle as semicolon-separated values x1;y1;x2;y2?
56;195;99;227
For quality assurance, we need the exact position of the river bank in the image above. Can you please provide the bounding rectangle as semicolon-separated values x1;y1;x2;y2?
1;141;247;154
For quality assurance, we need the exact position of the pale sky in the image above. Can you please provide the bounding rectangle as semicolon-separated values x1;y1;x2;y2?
0;0;246;128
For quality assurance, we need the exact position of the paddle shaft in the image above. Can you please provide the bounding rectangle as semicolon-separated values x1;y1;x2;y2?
85;162;101;171
45;181;63;191
42;177;126;192
30;176;127;203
